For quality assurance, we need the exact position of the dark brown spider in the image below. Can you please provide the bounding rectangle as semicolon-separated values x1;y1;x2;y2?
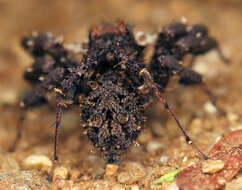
11;21;228;163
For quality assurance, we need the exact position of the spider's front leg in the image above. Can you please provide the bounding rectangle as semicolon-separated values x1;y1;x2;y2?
114;47;208;159
178;67;226;115
52;93;66;161
139;68;209;160
9;67;66;152
157;55;226;115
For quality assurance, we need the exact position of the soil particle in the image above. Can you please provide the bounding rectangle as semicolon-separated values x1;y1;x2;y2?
105;164;119;178
146;141;164;152
0;155;20;172
165;182;179;190
0;171;51;190
225;175;242;190
23;154;52;172
202;159;225;174
117;162;146;184
53;166;69;180
111;184;126;190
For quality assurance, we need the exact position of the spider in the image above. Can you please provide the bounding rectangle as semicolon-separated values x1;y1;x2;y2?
11;21;228;163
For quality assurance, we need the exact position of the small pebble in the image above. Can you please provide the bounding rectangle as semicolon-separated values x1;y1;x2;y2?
204;101;217;114
202;159;224;174
52;166;71;190
105;164;119;178
165;182;179;190
0;89;17;104
23;154;52;172
111;184;125;190
117;172;130;184
53;166;69;180
0;171;50;189
135;32;157;46
70;169;81;181
117;162;145;184
160;156;169;163
130;185;139;190
227;112;239;122
225;176;242;190
146;141;163;152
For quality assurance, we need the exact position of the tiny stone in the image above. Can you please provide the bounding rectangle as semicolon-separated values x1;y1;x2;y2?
182;156;188;163
227;112;239;122
225;176;242;190
180;16;187;24
160;156;169;163
0;171;51;189
146;141;163;152
135;32;157;46
165;182;179;190
0;89;17;104
131;185;139;190
117;162;145;184
52;178;72;190
64;43;86;54
230;124;242;131
23;154;52;172
204;101;217;114
70;169;81;181
53;166;69;180
105;164;119;178
111;184;125;190
117;172;131;184
202;159;224;174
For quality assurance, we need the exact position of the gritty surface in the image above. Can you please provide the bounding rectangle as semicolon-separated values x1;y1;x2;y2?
0;0;242;189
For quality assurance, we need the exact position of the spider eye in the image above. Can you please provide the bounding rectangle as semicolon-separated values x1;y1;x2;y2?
117;113;129;124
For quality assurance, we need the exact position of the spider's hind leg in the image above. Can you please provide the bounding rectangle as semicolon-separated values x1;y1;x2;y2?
8;110;26;152
175;24;229;64
178;67;227;115
53;94;65;161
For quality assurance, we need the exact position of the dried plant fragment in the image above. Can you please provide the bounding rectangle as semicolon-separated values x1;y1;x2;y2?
175;130;242;190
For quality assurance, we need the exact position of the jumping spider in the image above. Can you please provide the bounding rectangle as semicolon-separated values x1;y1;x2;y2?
12;21;228;163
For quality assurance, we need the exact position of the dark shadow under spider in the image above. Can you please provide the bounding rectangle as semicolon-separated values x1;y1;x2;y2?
9;21;229;163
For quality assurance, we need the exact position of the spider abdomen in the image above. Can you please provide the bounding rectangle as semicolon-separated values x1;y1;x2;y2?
80;72;146;163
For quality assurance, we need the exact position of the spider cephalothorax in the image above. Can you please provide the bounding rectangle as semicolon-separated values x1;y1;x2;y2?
13;21;228;163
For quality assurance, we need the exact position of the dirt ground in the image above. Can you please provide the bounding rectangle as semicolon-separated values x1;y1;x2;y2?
0;0;241;189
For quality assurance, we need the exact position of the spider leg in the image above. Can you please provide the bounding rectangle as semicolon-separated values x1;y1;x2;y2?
178;68;226;115
22;33;76;68
9;67;66;153
201;83;227;115
53;94;65;161
8;111;25;152
139;68;208;160
188;24;229;64
175;31;229;64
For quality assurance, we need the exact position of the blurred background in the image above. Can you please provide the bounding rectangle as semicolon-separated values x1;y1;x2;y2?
1;0;242;103
0;0;241;103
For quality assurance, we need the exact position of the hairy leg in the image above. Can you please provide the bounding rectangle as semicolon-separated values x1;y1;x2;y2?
140;68;208;160
8;111;25;152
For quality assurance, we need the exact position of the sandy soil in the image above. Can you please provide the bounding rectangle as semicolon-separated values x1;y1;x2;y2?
0;0;241;189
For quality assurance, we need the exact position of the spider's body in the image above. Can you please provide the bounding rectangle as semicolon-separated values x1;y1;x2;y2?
16;21;227;163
